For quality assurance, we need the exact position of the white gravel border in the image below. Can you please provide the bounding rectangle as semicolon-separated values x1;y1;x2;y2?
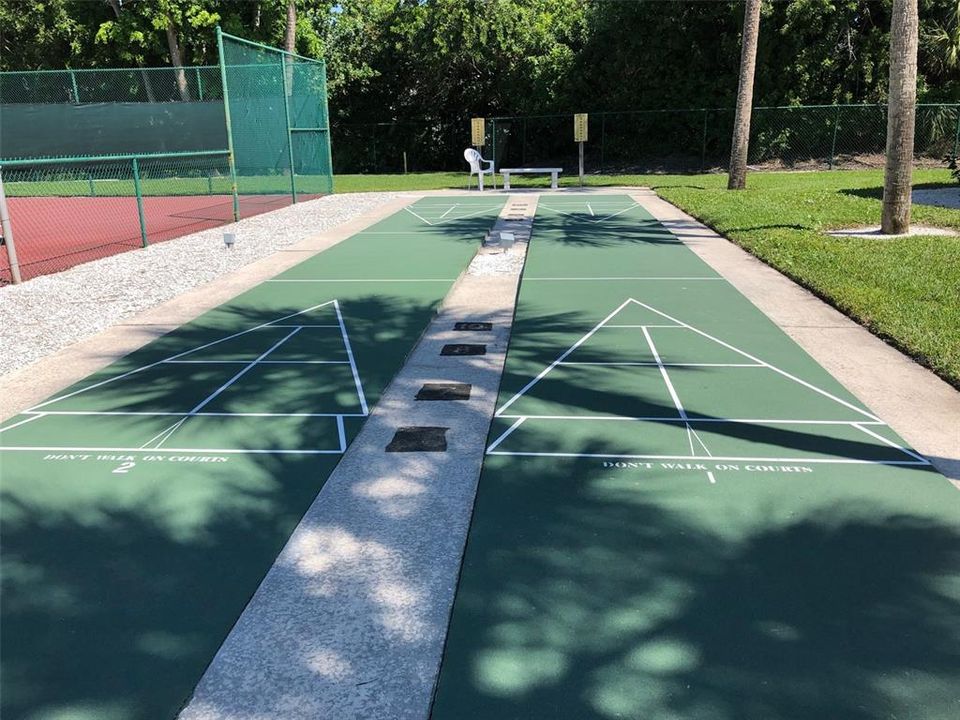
0;192;398;377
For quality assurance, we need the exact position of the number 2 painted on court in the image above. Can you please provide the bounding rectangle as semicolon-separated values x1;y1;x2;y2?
112;461;136;474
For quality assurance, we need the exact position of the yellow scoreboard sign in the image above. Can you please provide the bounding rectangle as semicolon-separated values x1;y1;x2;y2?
471;117;486;147
574;113;588;142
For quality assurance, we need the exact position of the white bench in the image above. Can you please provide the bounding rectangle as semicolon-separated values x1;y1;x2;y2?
500;167;562;190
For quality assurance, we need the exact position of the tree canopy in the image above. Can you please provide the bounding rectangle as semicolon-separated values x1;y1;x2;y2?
1;0;957;125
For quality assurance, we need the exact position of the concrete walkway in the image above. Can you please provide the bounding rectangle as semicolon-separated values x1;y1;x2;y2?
178;196;537;719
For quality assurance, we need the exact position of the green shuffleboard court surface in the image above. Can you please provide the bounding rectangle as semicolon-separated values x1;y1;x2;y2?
0;196;505;720
432;195;960;719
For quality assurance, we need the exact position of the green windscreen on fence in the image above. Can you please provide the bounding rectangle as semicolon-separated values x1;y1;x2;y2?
219;30;333;197
0;30;334;284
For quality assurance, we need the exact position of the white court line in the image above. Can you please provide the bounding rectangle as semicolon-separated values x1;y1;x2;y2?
336;415;346;452
22;411;367;418
0;446;344;455
439;204;457;218
558;362;763;367
596;204;642;223
140;417;188;450
537;204;640;225
627;299;883;423
0;414;45;434
496;299;634;416
334;299;369;415
188;327;302;415
587;203;594;216
265;324;339;328
641;326;687;420
27;301;338;411
404;206;434;225
486;417;527;453
691;427;713;456
521;277;723;281
604;324;682;328
265;279;456;283
164;360;349;365
497;416;887;425
486;450;928;465
852;423;931;464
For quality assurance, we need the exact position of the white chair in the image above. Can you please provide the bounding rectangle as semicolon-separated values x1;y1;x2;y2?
463;148;496;191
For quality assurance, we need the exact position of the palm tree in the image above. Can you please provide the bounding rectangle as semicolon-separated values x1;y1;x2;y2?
728;0;763;190
882;0;920;234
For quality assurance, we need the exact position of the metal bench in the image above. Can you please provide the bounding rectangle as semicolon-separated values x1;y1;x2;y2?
500;167;562;190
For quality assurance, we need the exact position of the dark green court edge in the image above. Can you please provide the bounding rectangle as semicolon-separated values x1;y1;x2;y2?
431;196;959;720
0;197;505;720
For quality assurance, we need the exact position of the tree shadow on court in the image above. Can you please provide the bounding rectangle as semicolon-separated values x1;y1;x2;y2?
432;304;959;718
0;294;471;720
433;446;960;719
532;214;686;248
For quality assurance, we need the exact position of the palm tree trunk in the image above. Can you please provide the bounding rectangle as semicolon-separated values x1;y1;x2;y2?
165;17;190;102
881;0;919;234
283;0;296;94
727;0;763;190
284;0;296;55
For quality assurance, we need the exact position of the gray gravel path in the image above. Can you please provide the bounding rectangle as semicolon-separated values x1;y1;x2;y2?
0;192;398;377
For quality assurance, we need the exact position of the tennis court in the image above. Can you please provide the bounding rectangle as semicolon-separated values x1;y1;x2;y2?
432;195;959;719
0;196;504;719
1;192;320;282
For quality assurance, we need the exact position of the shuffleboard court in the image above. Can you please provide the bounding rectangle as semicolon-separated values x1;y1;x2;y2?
0;195;504;719
432;195;960;719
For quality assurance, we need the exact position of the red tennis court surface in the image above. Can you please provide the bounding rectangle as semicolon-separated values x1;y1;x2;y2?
0;193;320;283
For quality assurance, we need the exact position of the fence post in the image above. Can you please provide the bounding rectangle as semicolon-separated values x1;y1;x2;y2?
522;118;527;166
491;119;497;170
700;109;709;171
600;113;606;174
829;105;841;170
280;54;298;203
216;26;241;221
69;70;80;104
0;168;23;284
196;67;204;100
87;172;96;197
953;105;960;159
131;158;149;248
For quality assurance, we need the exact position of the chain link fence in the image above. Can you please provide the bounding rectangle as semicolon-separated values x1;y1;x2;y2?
329;104;960;176
0;30;333;284
488;104;960;175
